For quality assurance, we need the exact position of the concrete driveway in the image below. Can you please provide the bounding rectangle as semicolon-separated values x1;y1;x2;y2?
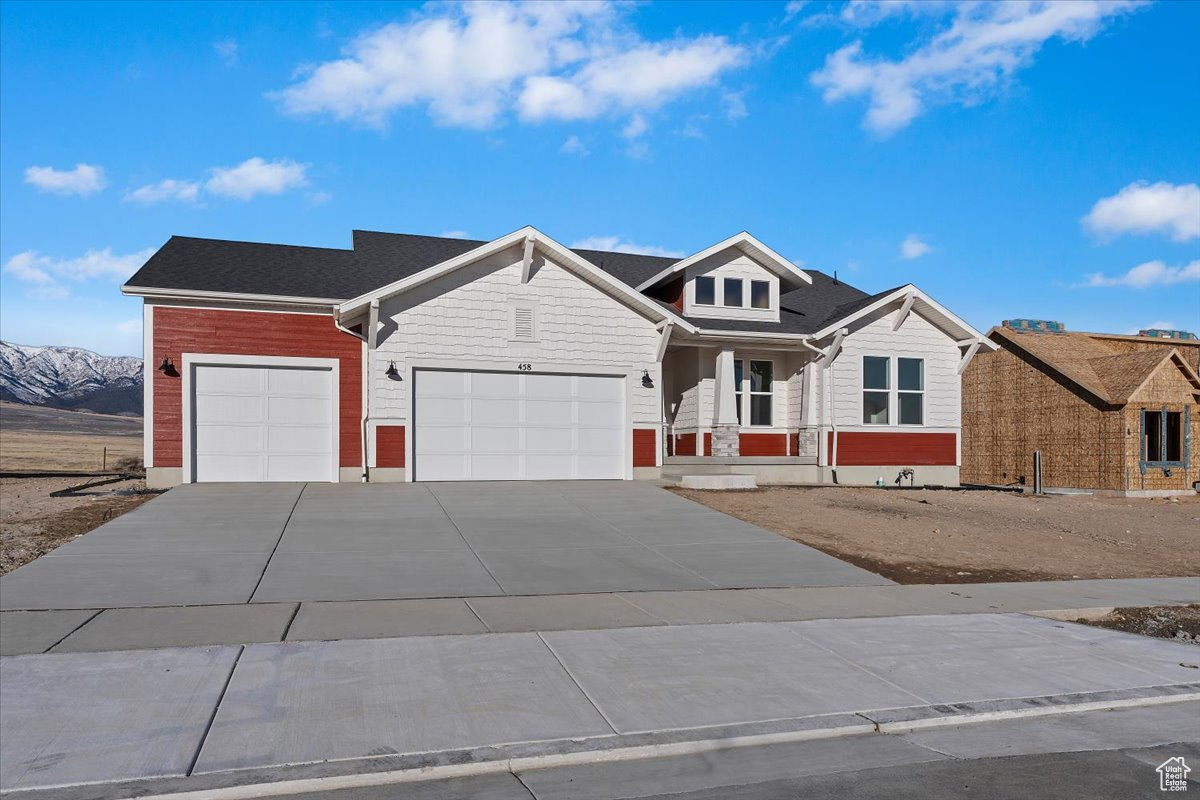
0;482;887;610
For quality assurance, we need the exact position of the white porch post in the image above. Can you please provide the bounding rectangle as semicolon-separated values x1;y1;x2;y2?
711;347;740;457
714;347;738;425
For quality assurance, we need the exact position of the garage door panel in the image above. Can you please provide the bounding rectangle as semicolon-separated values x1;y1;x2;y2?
195;365;265;393
192;364;334;483
525;427;574;452
577;401;624;427
413;370;627;481
470;372;521;395
194;394;265;424
470;398;520;425
577;428;622;453
526;399;574;425
267;396;331;425
470;454;523;480
415;397;468;424
196;424;265;453
414;426;468;453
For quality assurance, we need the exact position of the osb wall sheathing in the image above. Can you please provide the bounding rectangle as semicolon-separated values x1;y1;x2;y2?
1122;404;1198;492
1093;336;1200;373
961;346;1126;490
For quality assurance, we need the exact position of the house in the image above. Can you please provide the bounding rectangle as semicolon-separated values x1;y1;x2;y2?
122;227;994;488
961;320;1200;496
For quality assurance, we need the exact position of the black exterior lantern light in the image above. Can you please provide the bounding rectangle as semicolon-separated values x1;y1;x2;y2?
641;369;654;389
385;360;400;380
157;355;178;377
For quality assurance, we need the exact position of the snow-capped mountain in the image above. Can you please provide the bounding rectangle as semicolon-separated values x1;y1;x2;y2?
0;342;143;415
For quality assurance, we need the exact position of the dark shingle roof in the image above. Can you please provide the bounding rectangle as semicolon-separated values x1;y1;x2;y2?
125;230;883;335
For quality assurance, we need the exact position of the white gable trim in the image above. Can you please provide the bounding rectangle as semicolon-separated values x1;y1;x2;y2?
810;284;997;351
337;226;696;332
635;232;811;292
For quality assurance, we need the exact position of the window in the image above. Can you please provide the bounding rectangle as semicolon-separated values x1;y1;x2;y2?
722;278;744;307
897;358;924;425
1143;409;1186;465
750;280;770;309
863;356;889;424
695;276;715;305
734;358;774;426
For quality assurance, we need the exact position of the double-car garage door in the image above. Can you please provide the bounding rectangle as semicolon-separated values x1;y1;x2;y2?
413;369;626;481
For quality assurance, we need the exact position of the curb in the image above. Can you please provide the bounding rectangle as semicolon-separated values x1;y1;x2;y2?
5;683;1198;800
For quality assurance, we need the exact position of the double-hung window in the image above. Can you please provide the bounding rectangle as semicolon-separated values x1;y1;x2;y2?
898;358;924;425
734;359;774;426
862;356;889;424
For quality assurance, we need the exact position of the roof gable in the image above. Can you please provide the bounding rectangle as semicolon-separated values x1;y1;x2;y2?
636;232;811;292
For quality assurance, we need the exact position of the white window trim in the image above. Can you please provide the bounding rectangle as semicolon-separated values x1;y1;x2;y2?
180;353;340;484
897;357;925;427
735;357;776;428
694;275;716;306
722;277;745;308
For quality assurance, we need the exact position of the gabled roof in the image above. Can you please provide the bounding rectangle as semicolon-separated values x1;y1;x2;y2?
636;232;811;291
809;284;996;347
989;326;1200;405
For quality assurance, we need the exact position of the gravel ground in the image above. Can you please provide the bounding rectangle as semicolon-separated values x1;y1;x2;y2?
0;476;157;575
1076;605;1200;646
673;486;1200;584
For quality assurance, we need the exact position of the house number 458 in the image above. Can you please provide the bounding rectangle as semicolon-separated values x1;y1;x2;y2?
517;363;533;371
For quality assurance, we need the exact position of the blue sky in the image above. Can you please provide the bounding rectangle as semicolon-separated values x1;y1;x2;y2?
2;0;1197;357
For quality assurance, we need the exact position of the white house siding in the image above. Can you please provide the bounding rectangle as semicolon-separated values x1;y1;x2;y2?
683;248;780;322
824;307;961;430
371;245;662;447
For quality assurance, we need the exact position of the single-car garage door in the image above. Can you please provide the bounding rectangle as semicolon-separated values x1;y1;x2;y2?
413;370;625;481
191;364;335;482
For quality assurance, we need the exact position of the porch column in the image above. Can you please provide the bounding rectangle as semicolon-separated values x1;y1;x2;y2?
712;347;741;457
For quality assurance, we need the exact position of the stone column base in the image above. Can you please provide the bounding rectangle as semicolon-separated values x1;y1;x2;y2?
711;423;741;457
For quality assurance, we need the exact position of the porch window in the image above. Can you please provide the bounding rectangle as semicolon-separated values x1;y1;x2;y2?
722;278;744;307
897;357;924;425
751;280;770;309
734;358;774;426
695;276;715;305
1143;409;1186;465
863;356;889;424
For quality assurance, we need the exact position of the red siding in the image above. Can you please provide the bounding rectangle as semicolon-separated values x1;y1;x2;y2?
703;432;713;457
376;425;405;468
827;432;957;466
632;428;657;467
739;433;787;456
153;307;362;468
673;432;697;456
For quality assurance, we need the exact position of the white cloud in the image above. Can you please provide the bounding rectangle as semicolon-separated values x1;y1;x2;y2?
205;157;308;200
1080;259;1200;288
811;1;1145;135
899;233;932;260
214;38;238;66
570;236;685;259
784;1;809;22
124;179;201;204
276;2;746;131
4;247;154;299
622;114;648;139
23;163;107;196
1083;181;1200;243
439;230;468;238
560;135;589;156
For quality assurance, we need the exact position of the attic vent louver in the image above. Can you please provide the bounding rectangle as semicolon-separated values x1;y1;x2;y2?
510;303;538;342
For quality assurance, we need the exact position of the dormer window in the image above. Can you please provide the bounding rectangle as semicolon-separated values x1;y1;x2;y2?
695;276;715;305
722;278;743;307
750;280;770;309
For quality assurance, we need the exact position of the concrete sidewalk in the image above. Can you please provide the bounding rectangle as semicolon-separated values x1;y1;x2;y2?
3;576;1196;655
2;612;1198;794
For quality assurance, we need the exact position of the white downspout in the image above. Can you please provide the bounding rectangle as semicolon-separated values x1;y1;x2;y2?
333;311;371;483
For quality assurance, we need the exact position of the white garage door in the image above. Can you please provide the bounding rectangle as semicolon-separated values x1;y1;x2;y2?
413;370;625;481
192;364;334;482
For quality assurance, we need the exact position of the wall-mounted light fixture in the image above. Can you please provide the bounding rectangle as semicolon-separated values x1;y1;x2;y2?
641;369;654;389
385;361;400;380
157;355;178;377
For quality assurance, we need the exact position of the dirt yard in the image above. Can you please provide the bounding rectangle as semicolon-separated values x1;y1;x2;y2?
1075;605;1200;646
0;477;157;575
674;486;1200;584
0;402;142;472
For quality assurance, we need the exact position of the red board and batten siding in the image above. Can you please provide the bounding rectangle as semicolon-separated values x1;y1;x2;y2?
827;432;957;466
375;425;405;468
738;433;788;456
152;306;363;468
632;429;657;468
